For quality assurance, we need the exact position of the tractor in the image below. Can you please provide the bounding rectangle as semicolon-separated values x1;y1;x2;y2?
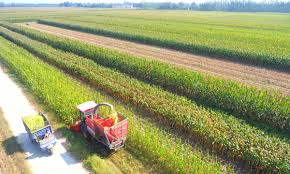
71;101;128;150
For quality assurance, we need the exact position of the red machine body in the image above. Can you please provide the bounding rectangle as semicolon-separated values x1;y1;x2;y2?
74;101;128;150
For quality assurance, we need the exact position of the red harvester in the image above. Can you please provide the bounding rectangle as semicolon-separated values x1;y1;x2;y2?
70;101;128;150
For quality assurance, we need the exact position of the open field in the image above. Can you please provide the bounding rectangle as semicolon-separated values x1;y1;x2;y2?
0;8;289;174
22;22;290;94
37;11;290;72
1;8;289;71
0;109;30;174
0;36;234;173
0;23;290;173
0;8;87;22
2;23;289;133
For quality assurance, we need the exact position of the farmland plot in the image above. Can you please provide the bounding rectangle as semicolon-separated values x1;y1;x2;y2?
0;26;290;174
22;22;290;94
2;23;288;133
0;9;289;174
0;36;233;174
37;10;290;71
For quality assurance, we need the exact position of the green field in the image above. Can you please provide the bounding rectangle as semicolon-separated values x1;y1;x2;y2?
2;22;289;132
39;10;290;71
0;35;230;174
1;8;289;70
0;8;289;174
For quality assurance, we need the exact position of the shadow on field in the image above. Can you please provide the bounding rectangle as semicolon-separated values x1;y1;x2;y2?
3;133;52;160
55;127;114;159
2;135;23;156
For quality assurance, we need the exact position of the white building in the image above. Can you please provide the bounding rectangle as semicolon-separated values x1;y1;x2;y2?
112;4;134;9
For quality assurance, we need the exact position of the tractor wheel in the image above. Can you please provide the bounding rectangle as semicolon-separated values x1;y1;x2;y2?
81;123;91;141
81;127;88;139
31;138;37;144
48;148;53;155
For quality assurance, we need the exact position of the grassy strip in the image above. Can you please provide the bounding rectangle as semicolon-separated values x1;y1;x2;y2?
37;19;290;72
3;22;289;134
0;109;31;174
1;26;289;174
0;35;225;174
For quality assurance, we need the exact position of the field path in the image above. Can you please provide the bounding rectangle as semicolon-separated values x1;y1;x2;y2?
0;65;88;174
23;23;290;94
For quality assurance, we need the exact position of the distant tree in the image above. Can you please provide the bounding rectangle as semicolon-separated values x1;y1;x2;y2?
194;0;290;12
189;2;198;10
57;1;290;13
59;2;72;7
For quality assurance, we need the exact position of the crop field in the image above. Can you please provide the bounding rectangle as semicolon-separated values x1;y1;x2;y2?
0;8;289;174
1;9;290;71
0;33;230;174
18;22;290;94
37;11;290;71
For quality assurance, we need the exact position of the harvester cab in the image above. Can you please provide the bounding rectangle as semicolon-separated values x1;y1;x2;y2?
74;101;128;150
77;101;98;121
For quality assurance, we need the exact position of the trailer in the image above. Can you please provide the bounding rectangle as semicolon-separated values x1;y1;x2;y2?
22;112;57;154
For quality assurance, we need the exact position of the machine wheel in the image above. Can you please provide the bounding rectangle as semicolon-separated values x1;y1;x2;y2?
31;139;37;144
81;123;91;140
81;127;88;139
48;148;53;155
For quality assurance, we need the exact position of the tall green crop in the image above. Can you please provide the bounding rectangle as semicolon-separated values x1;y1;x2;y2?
2;22;288;133
37;19;290;72
1;27;289;174
0;36;226;174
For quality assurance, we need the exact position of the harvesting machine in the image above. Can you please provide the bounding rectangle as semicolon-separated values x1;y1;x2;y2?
71;101;128;150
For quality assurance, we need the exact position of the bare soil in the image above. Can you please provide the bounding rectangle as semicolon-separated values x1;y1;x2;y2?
22;23;290;95
0;109;31;174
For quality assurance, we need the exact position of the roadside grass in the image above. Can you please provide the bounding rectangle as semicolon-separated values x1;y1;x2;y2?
0;109;31;174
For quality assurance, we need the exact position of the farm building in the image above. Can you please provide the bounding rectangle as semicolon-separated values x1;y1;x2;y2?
112;4;133;9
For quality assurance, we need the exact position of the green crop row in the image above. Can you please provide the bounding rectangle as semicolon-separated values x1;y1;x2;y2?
0;36;121;174
0;35;226;174
1;26;289;174
37;19;290;72
2;22;289;133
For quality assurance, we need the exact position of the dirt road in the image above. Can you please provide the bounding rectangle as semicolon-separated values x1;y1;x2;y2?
22;23;290;95
0;65;88;174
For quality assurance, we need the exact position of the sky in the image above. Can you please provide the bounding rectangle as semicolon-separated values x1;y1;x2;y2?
0;0;271;4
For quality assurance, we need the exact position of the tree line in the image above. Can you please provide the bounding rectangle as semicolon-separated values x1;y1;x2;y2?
0;3;57;7
1;1;290;13
58;1;290;12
